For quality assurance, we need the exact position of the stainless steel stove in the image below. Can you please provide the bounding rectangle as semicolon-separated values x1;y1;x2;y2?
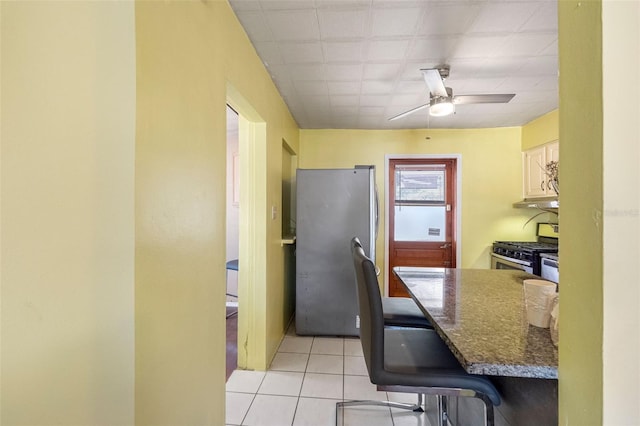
490;223;559;276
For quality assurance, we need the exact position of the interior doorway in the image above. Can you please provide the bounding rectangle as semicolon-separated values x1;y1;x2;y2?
225;105;239;379
387;157;459;297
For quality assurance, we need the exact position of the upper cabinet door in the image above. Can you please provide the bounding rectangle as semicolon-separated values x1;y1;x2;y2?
546;140;559;164
523;140;559;198
524;145;547;198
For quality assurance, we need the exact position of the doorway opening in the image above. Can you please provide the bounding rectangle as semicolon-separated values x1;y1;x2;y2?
225;105;239;380
385;156;461;297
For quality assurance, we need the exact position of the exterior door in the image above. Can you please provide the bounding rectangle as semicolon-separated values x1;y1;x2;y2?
388;158;457;297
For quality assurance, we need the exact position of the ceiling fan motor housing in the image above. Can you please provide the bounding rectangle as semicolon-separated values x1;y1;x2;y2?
429;87;455;116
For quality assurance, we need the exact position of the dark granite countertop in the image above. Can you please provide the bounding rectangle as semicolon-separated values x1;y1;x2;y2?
393;267;558;379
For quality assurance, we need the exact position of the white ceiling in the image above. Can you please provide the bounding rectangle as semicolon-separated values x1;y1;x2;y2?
228;0;558;130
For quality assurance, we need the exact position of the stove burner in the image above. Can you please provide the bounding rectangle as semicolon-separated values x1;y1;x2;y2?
493;241;559;252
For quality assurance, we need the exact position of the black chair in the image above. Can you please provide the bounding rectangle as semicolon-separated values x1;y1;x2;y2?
338;238;501;426
351;237;432;330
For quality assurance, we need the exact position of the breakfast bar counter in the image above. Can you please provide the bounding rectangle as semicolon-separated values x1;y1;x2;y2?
393;267;558;379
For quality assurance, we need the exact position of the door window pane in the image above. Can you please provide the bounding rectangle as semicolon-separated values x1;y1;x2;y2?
394;205;446;241
395;168;445;204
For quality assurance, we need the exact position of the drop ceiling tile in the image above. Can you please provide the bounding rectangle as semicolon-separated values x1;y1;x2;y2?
360;94;391;107
287;64;326;81
254;41;284;66
358;111;386;124
468;2;541;34
264;64;292;82
366;40;411;61
476;57;529;76
331;106;360;116
361;80;395;95
522;55;558;75
395;80;430;94
316;0;370;8
398;63;435;81
454;35;507;59
371;7;423;37
540;40;558;56
363;63;402;80
511;89;558;103
498;33;557;57
229;0;558;129
326;64;363;80
303;95;331;110
229;1;261;11
450;77;507;93
323;41;364;63
280;42;324;64
419;2;481;36
293;81;329;96
317;8;368;40
389;93;428;106
274;80;295;97
330;95;360;106
520;2;557;32
260;0;316;10
497;76;545;92
372;0;425;7
534;76;558;91
236;11;274;42
327;81;361;95
266;9;320;41
408;36;459;61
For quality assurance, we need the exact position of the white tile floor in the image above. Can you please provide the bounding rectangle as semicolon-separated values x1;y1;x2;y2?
226;322;434;426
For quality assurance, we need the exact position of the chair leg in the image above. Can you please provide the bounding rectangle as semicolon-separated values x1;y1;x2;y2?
435;395;449;426
336;396;424;426
476;393;495;426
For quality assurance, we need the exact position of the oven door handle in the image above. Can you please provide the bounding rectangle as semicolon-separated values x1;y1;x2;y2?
491;252;532;267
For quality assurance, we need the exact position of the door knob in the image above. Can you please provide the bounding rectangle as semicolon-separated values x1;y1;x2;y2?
440;243;452;249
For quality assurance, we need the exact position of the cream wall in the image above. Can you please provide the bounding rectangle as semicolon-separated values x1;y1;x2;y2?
601;0;640;423
135;1;298;423
299;128;548;283
1;2;135;424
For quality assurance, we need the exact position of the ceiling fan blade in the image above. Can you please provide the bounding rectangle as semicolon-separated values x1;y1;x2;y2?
453;94;515;104
421;68;448;98
388;103;430;121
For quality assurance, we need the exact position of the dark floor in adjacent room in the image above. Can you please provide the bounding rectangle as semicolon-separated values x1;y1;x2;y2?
226;307;238;381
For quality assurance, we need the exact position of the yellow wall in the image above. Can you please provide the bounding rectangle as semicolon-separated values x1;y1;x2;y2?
558;1;604;423
1;2;135;424
521;109;559;150
299;128;548;280
135;1;298;423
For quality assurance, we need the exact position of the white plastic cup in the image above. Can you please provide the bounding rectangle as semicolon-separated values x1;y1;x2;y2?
523;279;557;328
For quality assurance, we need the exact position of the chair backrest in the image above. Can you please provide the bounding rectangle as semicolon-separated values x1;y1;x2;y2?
350;237;385;382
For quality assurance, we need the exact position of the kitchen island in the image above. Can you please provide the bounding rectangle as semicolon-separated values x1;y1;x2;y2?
393;267;558;425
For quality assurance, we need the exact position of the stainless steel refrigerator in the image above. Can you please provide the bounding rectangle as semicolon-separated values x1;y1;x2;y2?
295;166;377;336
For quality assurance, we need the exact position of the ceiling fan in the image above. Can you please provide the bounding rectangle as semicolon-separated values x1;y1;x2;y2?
389;66;516;121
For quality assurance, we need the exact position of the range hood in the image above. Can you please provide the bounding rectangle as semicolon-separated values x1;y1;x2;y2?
513;197;559;209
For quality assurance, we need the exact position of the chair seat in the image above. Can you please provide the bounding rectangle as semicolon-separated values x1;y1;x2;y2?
382;297;432;328
226;259;239;271
380;328;501;407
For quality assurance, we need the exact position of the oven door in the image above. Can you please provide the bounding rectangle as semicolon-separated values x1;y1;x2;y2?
490;253;533;274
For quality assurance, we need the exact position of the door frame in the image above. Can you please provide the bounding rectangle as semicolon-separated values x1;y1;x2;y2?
383;154;463;296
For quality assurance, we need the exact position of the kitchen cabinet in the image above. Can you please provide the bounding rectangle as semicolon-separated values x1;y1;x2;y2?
523;140;559;198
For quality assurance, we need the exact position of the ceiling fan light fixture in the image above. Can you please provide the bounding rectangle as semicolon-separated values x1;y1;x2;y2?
429;97;455;117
